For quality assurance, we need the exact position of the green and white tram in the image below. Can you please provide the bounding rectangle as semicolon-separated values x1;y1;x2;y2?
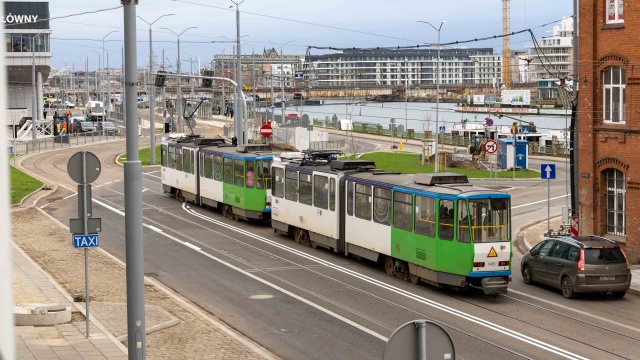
271;153;512;295
161;135;273;221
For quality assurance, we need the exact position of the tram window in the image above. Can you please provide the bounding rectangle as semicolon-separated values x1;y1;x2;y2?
468;198;510;242
299;173;312;205
175;148;183;172
347;181;354;216
263;160;272;189
246;161;255;189
234;159;244;187
202;154;213;179
457;199;471;243
223;157;233;184
438;199;454;241
213;156;223;181
285;170;298;201
183;149;193;174
273;167;285;198
161;145;168;167
354;184;372;221
373;187;391;226
329;178;336;211
415;195;435;237
167;147;175;169
313;175;329;209
393;191;413;232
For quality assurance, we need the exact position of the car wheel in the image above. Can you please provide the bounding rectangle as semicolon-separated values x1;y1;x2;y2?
522;265;533;285
561;276;576;299
611;291;626;299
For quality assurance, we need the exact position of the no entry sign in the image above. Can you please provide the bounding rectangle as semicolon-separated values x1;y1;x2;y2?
260;124;273;137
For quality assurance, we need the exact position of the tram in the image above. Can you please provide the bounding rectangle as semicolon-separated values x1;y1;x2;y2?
160;134;273;220
271;151;512;295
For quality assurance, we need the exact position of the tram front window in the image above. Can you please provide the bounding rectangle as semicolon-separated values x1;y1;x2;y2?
468;198;510;243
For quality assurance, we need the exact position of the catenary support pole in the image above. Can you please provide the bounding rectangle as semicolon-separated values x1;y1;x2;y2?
122;1;146;358
149;26;155;164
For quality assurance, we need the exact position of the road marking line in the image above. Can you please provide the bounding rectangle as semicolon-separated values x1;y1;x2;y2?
183;242;201;251
513;194;570;209
147;225;162;232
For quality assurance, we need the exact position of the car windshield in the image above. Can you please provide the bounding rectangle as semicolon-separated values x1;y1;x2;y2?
80;123;93;128
102;122;116;128
466;198;510;243
584;247;626;265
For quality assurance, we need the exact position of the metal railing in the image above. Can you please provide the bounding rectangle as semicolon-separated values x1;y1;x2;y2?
9;130;125;155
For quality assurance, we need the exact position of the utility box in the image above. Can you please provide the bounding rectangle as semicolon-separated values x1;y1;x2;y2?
499;139;529;170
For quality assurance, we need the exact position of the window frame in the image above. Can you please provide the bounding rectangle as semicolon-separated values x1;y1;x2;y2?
373;187;391;226
213;155;223;181
273;167;285;198
605;168;626;237
245;161;255;189
161;144;168;167
174;147;183;172
393;191;413;232
602;66;626;124
605;0;624;24
234;159;245;187
299;173;313;205
202;153;213;179
346;181;354;216
329;178;336;211
285;170;298;201
313;175;329;210
223;157;233;184
438;199;455;241
354;183;372;221
414;195;436;237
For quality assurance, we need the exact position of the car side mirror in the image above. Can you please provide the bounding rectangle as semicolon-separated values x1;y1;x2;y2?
530;249;538;256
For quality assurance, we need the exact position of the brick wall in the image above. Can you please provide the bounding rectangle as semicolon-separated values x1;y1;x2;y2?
578;1;640;261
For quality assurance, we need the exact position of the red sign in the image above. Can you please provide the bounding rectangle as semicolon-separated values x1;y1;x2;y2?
484;140;497;154
260;124;273;138
571;217;579;236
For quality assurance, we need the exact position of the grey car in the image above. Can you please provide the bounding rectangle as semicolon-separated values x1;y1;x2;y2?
97;121;118;135
521;236;631;298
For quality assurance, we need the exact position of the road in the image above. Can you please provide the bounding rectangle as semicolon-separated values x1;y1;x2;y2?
18;139;640;360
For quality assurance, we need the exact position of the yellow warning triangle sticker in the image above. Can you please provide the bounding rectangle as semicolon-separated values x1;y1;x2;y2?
487;247;498;258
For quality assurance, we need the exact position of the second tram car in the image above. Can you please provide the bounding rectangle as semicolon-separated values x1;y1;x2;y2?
161;135;273;220
271;151;512;295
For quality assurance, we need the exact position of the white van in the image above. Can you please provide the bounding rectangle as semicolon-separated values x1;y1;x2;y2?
86;101;106;121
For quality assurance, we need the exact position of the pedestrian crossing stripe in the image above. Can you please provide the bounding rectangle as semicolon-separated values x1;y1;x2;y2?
487;247;498;258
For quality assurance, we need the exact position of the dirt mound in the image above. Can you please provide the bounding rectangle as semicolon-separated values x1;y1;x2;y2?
429;152;481;169
270;142;298;152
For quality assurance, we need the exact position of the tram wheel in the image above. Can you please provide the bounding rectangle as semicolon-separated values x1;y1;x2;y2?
384;256;395;276
176;190;185;202
222;205;234;219
409;272;420;285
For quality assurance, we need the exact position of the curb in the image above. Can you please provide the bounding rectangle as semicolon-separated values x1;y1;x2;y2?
515;215;563;253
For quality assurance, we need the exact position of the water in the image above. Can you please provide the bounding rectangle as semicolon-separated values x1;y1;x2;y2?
279;100;570;134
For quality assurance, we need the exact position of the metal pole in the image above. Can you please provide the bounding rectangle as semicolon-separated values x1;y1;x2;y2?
123;2;146;358
107;52;111;119
81;152;90;337
222;52;226;127
177;37;182;132
31;34;38;144
281;47;285;124
417;321;427;360
547;178;551;231
233;1;245;144
162;48;166;126
571;0;579;218
435;28;440;172
149;26;156;163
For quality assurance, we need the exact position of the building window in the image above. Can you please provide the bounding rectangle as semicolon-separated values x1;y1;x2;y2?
603;66;626;123
604;168;625;237
606;0;624;24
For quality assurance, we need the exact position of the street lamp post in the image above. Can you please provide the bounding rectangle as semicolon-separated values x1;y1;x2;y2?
230;0;246;144
418;20;445;171
89;50;100;101
102;31;119;105
138;14;174;165
271;40;294;125
31;30;46;144
161;26;197;134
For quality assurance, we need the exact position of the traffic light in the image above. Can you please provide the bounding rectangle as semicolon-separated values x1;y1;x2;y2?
155;70;167;87
202;70;214;88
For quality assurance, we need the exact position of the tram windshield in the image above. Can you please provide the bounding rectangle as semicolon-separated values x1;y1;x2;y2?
467;198;510;243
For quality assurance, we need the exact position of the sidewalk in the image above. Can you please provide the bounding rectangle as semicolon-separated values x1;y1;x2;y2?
13;244;128;360
518;216;640;296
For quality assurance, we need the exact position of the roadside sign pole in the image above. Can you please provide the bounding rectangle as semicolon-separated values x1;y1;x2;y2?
547;178;550;232
81;152;90;337
541;164;556;232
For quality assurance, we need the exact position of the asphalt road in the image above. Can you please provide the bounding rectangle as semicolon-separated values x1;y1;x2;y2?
18;139;640;360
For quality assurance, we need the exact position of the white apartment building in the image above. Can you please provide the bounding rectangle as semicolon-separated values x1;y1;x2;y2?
305;48;494;87
523;16;574;99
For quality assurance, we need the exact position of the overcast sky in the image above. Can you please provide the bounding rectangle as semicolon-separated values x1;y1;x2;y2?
47;0;573;70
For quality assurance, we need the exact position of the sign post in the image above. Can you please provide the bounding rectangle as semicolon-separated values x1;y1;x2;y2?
540;164;556;231
67;151;102;337
484;139;497;188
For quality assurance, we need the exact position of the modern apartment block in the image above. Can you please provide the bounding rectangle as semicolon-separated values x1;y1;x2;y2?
523;16;574;100
578;0;639;260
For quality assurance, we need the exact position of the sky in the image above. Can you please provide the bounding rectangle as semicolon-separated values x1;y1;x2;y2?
46;0;573;71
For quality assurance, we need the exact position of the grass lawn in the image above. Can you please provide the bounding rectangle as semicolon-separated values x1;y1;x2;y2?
117;145;161;166
345;152;540;178
10;161;43;205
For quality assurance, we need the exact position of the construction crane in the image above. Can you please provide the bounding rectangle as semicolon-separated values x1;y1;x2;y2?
502;0;511;90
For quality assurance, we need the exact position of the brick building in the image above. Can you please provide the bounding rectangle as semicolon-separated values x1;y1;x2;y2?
578;1;640;261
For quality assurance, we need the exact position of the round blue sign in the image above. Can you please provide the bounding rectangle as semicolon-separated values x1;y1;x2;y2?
485;118;494;127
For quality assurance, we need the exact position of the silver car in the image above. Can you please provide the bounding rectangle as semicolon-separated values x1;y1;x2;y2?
521;236;631;298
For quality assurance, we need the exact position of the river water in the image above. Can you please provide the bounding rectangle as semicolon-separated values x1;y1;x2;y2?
277;100;570;134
